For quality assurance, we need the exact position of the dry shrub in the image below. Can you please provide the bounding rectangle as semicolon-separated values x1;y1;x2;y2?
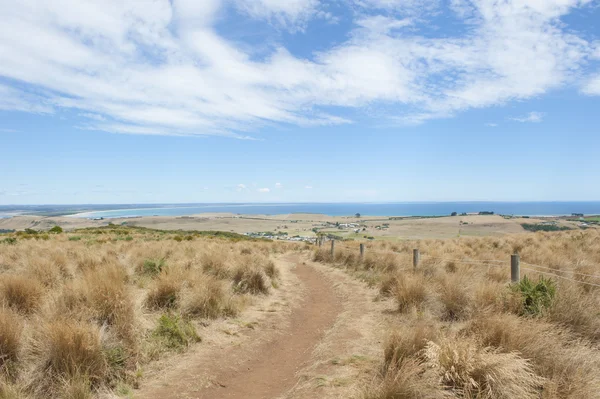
0;275;44;314
145;272;181;310
423;338;543;399
182;278;236;318
33;321;107;391
232;265;269;295
0;308;22;376
393;274;427;313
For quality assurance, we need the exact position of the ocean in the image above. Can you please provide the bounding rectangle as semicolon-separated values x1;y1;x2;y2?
54;202;600;219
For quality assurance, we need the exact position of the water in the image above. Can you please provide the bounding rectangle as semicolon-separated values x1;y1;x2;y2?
65;202;600;219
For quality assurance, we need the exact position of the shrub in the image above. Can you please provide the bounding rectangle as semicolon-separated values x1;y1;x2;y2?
0;238;16;245
0;308;22;376
152;314;200;351
68;236;82;241
512;275;556;316
142;258;166;276
0;275;44;314
49;226;63;234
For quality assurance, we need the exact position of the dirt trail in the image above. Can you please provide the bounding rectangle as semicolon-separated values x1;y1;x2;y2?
136;254;342;399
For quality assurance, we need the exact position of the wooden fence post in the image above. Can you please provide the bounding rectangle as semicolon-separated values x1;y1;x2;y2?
511;254;520;283
360;243;365;259
331;240;335;257
413;249;420;271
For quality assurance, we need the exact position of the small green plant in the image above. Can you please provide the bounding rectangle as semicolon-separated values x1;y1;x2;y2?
49;226;63;234
24;228;37;235
152;314;200;351
512;275;556;316
143;259;166;275
1;237;16;245
68;236;82;241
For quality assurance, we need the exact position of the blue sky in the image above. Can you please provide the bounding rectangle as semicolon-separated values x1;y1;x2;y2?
1;0;600;204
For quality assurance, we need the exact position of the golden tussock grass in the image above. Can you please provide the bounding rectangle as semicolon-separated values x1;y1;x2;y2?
315;229;600;398
0;231;284;398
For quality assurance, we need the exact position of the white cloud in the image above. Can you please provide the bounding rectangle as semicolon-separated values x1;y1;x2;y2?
257;188;270;192
233;0;320;30
485;123;498;127
236;184;247;192
582;75;600;95
509;111;545;123
0;0;596;136
305;185;313;189
275;182;283;188
0;128;18;133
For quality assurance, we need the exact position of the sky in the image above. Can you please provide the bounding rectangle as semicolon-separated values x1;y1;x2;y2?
1;0;600;204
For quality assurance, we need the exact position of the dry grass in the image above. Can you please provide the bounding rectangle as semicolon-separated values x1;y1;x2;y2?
0;230;284;398
0;308;22;377
315;229;600;398
0;276;44;315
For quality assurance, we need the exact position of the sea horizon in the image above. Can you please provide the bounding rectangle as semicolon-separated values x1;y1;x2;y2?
2;201;600;219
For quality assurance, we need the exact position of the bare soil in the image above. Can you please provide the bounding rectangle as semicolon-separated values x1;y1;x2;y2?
136;253;342;399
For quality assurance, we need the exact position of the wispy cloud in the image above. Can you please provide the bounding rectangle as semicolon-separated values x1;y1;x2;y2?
509;112;546;123
305;185;313;189
0;128;18;133
0;0;596;137
485;123;498;127
236;184;247;192
275;182;283;188
257;188;270;193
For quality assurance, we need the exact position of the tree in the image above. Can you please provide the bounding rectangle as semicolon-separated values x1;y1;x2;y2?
451;212;458;217
355;213;361;218
49;225;63;234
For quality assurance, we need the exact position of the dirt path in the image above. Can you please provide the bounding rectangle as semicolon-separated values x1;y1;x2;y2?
136;254;342;399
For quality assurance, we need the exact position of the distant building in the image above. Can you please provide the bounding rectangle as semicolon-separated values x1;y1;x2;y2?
572;213;584;217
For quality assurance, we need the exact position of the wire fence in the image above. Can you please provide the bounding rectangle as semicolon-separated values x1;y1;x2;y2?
321;242;600;288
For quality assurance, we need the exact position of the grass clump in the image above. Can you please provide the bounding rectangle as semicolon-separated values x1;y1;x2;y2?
0;275;44;315
512;275;556;316
0;308;22;377
393;274;427;313
423;338;543;399
152;314;200;351
232;266;269;295
145;273;180;310
141;258;166;276
182;278;234;319
33;321;108;393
